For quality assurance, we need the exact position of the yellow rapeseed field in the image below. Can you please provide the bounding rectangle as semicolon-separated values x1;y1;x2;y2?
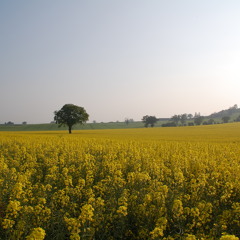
0;123;240;239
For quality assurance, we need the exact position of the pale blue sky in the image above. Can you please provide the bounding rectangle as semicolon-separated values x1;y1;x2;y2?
1;1;240;123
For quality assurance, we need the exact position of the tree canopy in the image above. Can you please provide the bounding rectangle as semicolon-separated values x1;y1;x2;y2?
54;104;89;133
142;115;158;127
222;116;230;123
194;114;204;125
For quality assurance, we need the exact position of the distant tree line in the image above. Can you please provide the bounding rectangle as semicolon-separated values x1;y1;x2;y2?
2;121;27;125
209;104;238;118
142;115;158;127
5;121;14;125
161;113;205;127
142;104;240;128
125;118;134;125
2;104;240;130
235;115;240;122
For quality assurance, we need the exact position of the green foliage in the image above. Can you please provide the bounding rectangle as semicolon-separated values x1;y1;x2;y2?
235;115;240;122
209;104;239;119
171;114;181;126
54;104;89;133
142;115;158;127
180;114;188;126
162;122;177;127
194;115;204;125
222;116;231;123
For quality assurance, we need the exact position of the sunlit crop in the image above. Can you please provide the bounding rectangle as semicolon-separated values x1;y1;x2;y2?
0;123;240;239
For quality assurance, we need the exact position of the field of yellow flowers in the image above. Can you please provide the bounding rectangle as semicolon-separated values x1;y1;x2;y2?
0;123;240;240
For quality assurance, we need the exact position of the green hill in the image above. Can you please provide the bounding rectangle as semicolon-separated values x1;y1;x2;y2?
208;105;240;119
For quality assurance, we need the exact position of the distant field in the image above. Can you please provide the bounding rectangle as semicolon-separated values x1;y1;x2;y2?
4;122;237;143
0;120;166;131
0;123;240;239
0;117;238;132
1;111;240;132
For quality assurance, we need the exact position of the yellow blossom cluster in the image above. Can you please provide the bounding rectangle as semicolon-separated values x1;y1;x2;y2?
0;123;240;239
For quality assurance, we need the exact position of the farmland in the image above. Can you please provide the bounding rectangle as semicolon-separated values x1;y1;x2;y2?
0;121;157;131
0;123;240;239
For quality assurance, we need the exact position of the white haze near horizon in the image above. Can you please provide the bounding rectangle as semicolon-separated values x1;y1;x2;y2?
0;1;240;124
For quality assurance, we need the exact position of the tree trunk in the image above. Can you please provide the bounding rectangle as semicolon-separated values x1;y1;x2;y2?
68;125;72;134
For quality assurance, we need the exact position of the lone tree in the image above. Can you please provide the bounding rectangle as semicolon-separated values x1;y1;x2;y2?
142;115;158;127
54;104;89;133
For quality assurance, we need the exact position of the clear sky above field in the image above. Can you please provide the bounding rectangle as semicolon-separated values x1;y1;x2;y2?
1;1;240;124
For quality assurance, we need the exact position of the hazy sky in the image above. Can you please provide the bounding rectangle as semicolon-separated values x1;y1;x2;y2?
1;1;240;123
